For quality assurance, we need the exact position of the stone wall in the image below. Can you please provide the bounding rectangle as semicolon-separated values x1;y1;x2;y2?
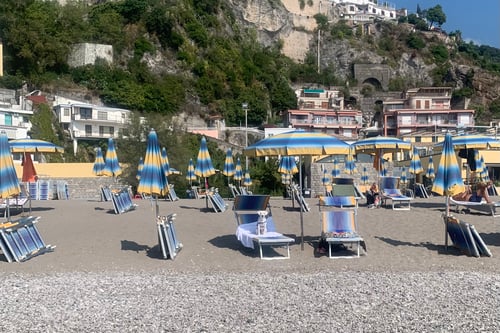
38;177;128;201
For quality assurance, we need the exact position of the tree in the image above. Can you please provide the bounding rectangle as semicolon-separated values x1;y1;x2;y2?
426;5;446;28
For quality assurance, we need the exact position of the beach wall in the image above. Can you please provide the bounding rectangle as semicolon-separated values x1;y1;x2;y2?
14;163;128;200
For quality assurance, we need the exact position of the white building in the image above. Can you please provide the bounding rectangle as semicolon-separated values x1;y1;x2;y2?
330;0;398;22
0;88;34;139
53;102;132;154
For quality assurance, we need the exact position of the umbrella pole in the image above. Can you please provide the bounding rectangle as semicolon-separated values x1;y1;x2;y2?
205;177;209;209
299;155;304;251
445;196;450;250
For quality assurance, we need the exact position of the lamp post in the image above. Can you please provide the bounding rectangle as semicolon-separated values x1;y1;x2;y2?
242;102;249;169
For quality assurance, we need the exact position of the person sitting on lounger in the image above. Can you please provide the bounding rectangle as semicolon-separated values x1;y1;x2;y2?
452;178;493;203
366;182;380;208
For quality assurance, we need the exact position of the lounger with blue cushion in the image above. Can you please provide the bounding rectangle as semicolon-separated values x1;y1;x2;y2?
320;210;364;258
380;177;412;210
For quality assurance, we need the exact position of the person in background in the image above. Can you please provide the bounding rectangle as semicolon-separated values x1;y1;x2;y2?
366;182;380;208
452;173;493;203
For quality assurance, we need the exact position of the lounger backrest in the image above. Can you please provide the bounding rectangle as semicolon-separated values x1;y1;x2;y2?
233;195;270;211
380;177;399;190
321;210;357;234
331;184;357;197
319;196;356;208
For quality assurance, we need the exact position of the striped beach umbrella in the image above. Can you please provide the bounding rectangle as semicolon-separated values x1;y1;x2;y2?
379;157;387;177
426;155;435;180
321;168;331;186
0;132;21;220
161;147;171;177
185;158;196;186
222;148;235;178
344;146;356;175
281;172;292;185
361;166;369;185
409;146;424;175
479;155;490;181
137;129;169;216
103;138;122;177
243;170;252;187
331;159;340;178
400;166;408;184
353;136;412;154
234;158;243;184
437;134;500;150
432;132;465;203
195;136;216;208
136;157;144;180
245;129;350;250
92;147;105;176
278;156;298;175
9;138;64;154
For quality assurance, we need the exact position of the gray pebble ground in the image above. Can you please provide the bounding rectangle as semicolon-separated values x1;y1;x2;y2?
0;271;498;332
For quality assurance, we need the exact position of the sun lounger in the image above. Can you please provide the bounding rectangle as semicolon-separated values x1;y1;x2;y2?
233;194;272;225
449;198;500;218
0;216;55;262
228;184;241;198
207;189;228;213
165;184;179;201
444;215;491;257
156;213;182;260
110;187;137;214
318;195;365;258
380;176;412;210
290;184;310;212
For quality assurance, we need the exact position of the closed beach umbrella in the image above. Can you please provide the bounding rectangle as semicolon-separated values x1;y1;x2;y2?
9;138;64;154
278;156;298;175
379;157;387;177
22;152;37;182
222;148;235;185
480;155;490;181
186;158;196;186
361;166;369;185
137;129;169;217
243;170;252;187
409;146;423;175
92;147;105;176
331;159;340;178
432;132;466;249
400;166;408;185
473;150;484;175
321;168;331;186
0;132;21;220
195;136;216;208
344;146;356;175
103;138;121;177
426;155;435;180
136;157;144;180
161;147;171;177
244;129;350;250
234;158;243;185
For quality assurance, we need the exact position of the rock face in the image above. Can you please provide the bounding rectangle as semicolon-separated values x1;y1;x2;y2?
232;0;500;107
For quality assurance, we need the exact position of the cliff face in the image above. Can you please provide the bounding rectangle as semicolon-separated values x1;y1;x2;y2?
232;0;500;109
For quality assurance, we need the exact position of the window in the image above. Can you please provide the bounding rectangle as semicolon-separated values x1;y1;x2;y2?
80;107;92;119
64;108;70;117
97;111;107;120
425;100;430;109
416;100;421;109
99;126;114;136
85;125;92;136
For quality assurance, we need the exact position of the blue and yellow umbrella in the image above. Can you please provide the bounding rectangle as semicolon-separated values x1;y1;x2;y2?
137;129;169;216
331;159;340;178
432;132;465;199
344;146;356;175
103;138;122;177
426;155;435;180
353;136;412;153
361;166;369;185
409;146;424;175
400;166;408;185
186;158;196;186
480;155;490;181
321;168;331;186
9;138;64;154
243;170;252;187
161;147;171;177
195;136;216;208
0;132;21;220
278;156;298;175
222;148;235;178
234;158;243;185
436;134;500;150
92;147;105;176
136;157;144;180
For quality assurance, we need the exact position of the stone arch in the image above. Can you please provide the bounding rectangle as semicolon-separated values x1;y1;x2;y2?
354;64;391;91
